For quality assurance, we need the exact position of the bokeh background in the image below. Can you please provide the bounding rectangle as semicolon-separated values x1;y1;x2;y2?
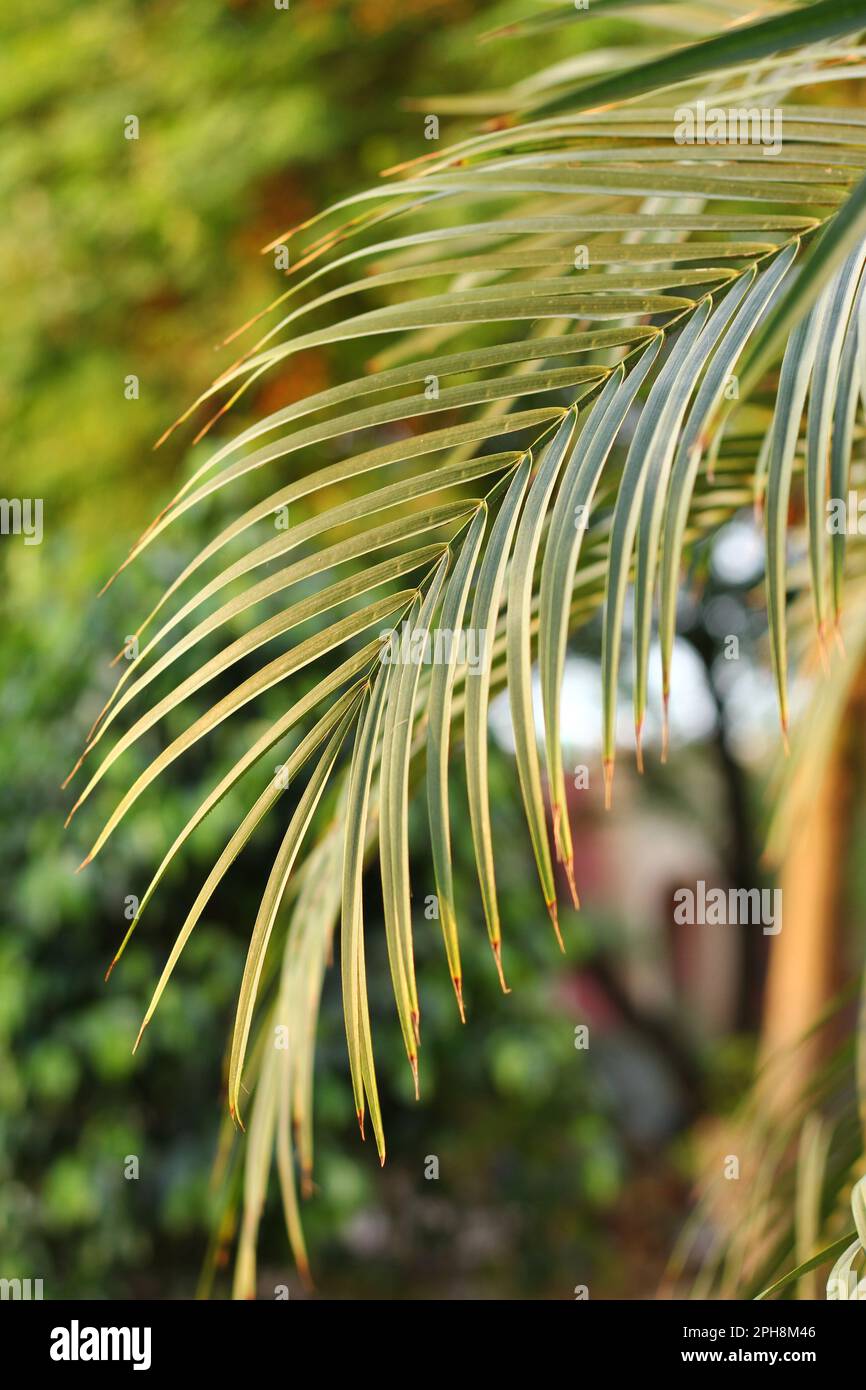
3;0;862;1300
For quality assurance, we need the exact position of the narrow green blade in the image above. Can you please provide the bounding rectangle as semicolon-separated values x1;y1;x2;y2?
830;275;866;622
659;244;798;714
805;246;866;641
133;688;362;1053
601;300;710;800
507;410;577;944
540;338;661;877
229;702;358;1127
341;661;394;1161
380;554;450;1078
465;458;531;986
426;506;488;1015
633;287;753;756
765;299;830;736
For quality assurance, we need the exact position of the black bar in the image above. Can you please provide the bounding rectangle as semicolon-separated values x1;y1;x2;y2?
1;1296;859;1376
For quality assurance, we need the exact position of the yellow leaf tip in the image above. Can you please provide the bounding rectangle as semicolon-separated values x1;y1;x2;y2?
131;1010;151;1053
453;976;466;1023
563;858;580;911
61;758;83;791
546;899;565;953
491;939;510;994
602;757;614;811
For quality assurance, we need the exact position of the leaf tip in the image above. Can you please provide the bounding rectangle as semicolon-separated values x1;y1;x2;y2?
602;757;614;811
780;718;790;757
817;623;831;675
452;976;466;1023
546;899;565;953
491;939;510;994
60;760;81;791
563;857;580;911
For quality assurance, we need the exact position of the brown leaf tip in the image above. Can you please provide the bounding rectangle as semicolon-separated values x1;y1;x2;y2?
452;976;466;1024
546;899;565;953
492;939;511;994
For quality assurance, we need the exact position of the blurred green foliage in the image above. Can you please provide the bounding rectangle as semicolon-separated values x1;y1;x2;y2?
2;0;575;553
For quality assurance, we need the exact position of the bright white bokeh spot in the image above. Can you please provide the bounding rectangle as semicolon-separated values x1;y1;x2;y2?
489;638;718;757
711;517;764;586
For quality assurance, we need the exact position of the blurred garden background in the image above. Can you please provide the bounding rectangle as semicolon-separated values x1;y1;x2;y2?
3;0;864;1300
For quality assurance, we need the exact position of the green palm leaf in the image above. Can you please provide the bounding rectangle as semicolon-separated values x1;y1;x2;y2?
65;0;866;1291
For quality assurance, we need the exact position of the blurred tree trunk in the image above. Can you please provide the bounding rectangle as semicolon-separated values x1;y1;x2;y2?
758;665;864;1107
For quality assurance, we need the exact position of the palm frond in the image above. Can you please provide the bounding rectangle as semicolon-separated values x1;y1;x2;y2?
68;0;866;1289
